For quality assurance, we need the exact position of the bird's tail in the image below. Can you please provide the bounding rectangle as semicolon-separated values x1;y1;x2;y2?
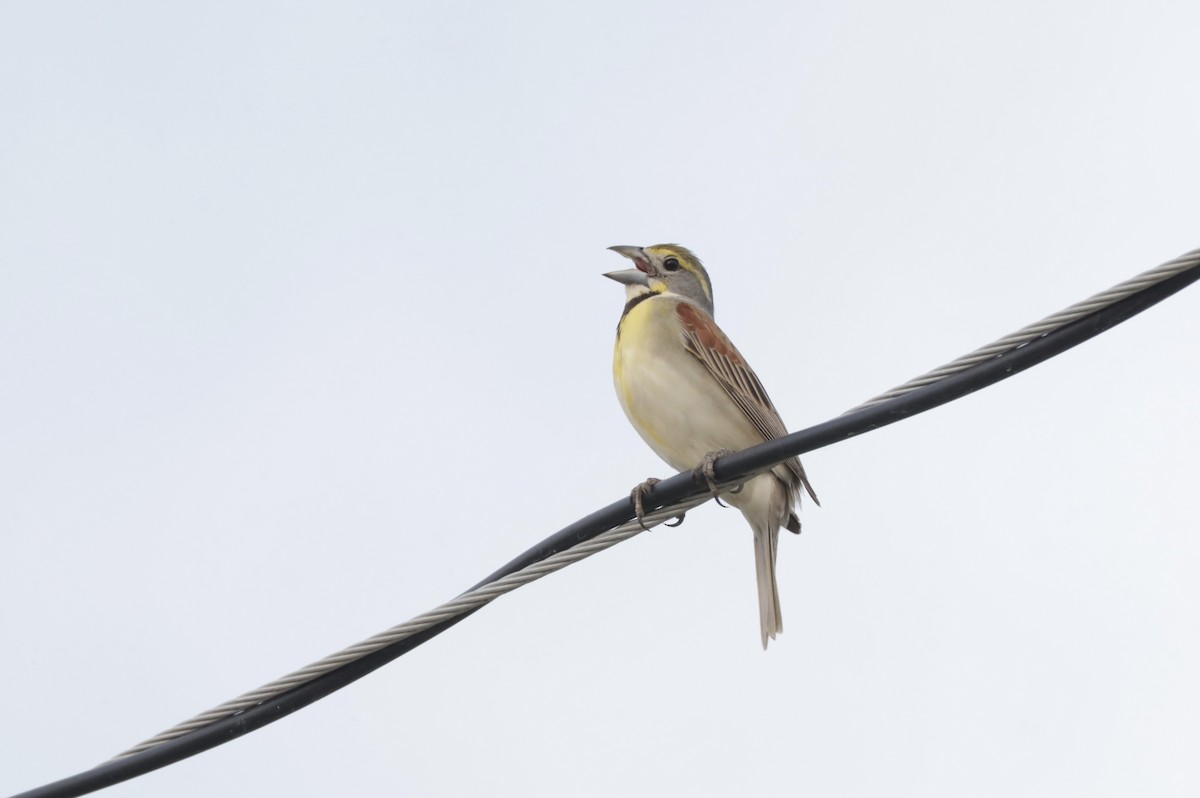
752;510;783;650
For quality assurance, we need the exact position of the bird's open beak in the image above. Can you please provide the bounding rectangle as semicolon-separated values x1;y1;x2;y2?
607;244;653;275
604;267;649;287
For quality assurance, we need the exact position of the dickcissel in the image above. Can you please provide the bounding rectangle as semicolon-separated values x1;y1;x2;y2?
605;244;818;649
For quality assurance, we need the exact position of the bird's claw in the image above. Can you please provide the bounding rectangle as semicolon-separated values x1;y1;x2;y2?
694;449;742;507
631;477;660;531
630;477;686;530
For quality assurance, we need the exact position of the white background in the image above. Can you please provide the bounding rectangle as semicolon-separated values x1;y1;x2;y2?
2;2;1198;796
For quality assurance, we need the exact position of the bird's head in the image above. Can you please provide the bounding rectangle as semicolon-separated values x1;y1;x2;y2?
604;243;714;315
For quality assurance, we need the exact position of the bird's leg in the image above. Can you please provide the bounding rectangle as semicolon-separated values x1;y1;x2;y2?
693;449;743;507
630;477;686;530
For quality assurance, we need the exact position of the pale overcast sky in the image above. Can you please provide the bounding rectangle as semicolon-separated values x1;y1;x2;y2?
2;2;1198;797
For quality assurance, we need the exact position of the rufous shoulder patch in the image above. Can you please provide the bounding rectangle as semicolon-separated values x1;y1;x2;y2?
676;301;741;361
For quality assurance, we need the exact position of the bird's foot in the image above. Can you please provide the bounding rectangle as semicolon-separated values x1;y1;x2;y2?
693;449;743;507
630;477;686;531
631;477;659;529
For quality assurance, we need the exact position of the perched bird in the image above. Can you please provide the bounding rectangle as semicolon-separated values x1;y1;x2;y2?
605;244;818;648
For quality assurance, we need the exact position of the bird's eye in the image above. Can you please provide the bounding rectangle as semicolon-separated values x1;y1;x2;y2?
663;257;681;272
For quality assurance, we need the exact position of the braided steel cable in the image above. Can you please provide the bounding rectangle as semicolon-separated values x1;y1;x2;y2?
112;496;711;758
844;247;1200;414
8;246;1199;798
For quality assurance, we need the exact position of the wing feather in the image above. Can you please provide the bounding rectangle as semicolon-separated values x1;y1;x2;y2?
675;301;819;505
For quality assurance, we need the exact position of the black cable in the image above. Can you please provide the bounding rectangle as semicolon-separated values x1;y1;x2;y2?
9;261;1199;798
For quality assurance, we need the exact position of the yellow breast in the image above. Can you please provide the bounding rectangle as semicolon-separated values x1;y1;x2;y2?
613;298;664;444
613;296;766;472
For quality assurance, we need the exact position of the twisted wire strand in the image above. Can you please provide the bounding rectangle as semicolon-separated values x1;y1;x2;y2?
843;247;1200;414
110;245;1200;763
113;494;713;759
